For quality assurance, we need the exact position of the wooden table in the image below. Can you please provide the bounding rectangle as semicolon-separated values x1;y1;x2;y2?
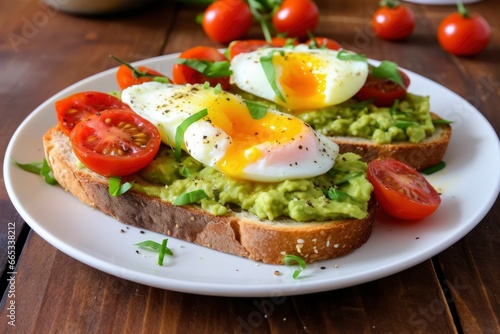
1;0;499;332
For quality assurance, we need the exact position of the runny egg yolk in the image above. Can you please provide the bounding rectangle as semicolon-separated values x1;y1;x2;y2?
205;94;304;178
274;52;327;111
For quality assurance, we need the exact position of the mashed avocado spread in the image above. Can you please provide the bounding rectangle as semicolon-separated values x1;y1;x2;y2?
132;149;373;222
236;89;434;144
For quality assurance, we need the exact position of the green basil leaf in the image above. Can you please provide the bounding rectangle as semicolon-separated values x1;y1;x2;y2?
176;59;232;78
421;161;446;175
371;60;405;88
244;100;268;120
260;51;287;103
108;176;132;196
283;254;307;279
336;50;367;62
173;189;208;206
40;159;58;185
174;108;208;161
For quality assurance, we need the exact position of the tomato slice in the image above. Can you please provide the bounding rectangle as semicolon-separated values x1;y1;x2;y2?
368;158;441;220
355;69;411;107
70;109;161;177
55;92;129;136
172;46;230;90
116;64;168;90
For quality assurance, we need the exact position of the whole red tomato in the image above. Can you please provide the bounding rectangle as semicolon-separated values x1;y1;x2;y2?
272;0;319;39
437;3;490;56
371;0;415;41
202;0;253;44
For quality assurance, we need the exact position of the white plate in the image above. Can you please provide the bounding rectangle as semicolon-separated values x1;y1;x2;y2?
4;54;500;297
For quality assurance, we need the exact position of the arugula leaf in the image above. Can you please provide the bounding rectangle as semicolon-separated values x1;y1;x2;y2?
11;158;58;185
173;189;208;206
336;50;367;62
176;59;232;78
108;176;132;196
283;254;307;279
174;108;208;161
371;60;405;88
244;100;268;120
260;51;286;103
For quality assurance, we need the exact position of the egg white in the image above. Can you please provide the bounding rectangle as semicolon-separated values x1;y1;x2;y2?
121;82;339;182
230;45;369;111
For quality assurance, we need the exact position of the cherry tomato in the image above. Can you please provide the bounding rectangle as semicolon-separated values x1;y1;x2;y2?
55;91;129;136
272;0;319;39
368;158;441;220
116;64;168;90
371;1;415;41
202;0;253;44
305;37;342;50
355;69;411;107
70;109;161;177
437;5;490;56
172;46;231;90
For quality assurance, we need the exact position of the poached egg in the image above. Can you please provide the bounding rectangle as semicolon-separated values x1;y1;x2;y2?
230;45;369;112
121;82;339;182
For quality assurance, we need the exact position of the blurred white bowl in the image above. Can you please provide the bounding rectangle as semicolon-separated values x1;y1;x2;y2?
43;0;158;15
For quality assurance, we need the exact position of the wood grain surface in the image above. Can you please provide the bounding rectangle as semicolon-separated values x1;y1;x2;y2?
0;0;498;332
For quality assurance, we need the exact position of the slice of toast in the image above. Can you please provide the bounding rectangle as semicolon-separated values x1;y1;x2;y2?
43;125;376;264
331;115;452;171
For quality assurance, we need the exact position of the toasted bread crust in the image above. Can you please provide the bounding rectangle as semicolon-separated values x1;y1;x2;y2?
43;125;376;264
330;113;452;171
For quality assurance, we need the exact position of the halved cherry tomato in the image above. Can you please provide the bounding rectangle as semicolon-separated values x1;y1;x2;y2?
272;0;319;39
55;91;129;136
202;0;253;44
305;37;342;50
371;0;415;41
437;3;490;56
70;109;161;177
355;69;411;107
368;158;441;220
172;46;231;90
116;64;168;90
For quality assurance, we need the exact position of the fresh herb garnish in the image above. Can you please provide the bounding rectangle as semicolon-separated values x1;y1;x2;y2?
134;239;173;266
389;99;400;114
244;100;268;120
371;60;405;88
176;58;232;78
324;188;358;202
108;176;132;196
348;99;375;110
11;158;58;185
173;189;209;206
395;120;420;129
334;172;363;186
432;119;454;125
260;50;286;103
110;55;168;82
181;165;194;178
283;254;307;279
336;50;367;62
421;161;446;175
174;108;208;161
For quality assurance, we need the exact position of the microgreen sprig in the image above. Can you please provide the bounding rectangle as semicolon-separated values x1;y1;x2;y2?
110;55;169;83
11;158;58;185
260;50;286;103
174;108;208;161
108;176;132;196
282;254;307;279
176;58;232;78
